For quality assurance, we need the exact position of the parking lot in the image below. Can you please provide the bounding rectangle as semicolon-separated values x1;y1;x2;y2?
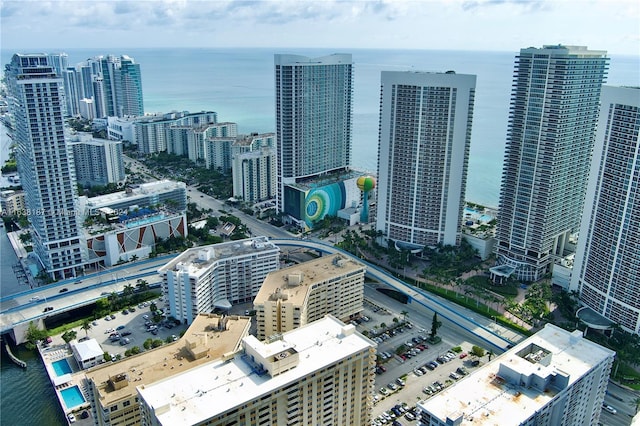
82;298;188;359
352;298;484;426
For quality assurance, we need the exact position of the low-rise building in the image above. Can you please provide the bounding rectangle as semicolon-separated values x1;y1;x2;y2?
70;338;104;369
417;323;615;426
159;237;280;324
138;315;377;426
253;253;365;340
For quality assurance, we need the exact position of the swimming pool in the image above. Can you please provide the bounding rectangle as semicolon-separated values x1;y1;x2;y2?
60;385;86;409
52;359;72;376
126;214;165;228
463;207;494;223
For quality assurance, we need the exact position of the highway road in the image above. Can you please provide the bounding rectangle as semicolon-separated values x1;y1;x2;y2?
273;238;522;352
0;255;174;335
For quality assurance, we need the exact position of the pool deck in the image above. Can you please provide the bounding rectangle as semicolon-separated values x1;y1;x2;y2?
39;343;92;420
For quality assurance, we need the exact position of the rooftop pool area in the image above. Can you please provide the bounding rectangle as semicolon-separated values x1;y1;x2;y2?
464;207;495;223
125;213;166;228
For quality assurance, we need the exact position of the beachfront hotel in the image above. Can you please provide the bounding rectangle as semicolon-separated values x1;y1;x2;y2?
493;45;609;282
253;253;366;340
275;53;356;230
5;53;87;279
138;315;377;426
82;314;251;426
158;237;280;324
376;71;476;250
417;323;615;425
570;86;640;334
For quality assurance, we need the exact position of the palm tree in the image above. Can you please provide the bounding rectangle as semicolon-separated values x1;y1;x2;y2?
81;319;92;337
136;279;149;292
123;283;135;297
400;310;409;323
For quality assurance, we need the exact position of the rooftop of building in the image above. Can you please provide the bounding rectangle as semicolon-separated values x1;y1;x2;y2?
232;133;275;147
158;236;279;278
418;323;615;425
83;314;250;407
288;168;363;191
138;315;375;425
83;180;186;208
254;254;366;306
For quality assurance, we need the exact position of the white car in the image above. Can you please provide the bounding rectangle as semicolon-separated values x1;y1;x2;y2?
67;413;76;423
602;404;617;414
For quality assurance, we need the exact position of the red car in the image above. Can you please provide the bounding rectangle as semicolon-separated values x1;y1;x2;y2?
459;353;468;359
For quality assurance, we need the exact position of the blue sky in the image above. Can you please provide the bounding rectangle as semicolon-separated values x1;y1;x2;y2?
1;0;639;55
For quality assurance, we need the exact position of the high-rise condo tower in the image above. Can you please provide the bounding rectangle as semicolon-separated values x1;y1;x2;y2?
493;45;608;282
5;54;86;279
376;71;476;250
275;54;354;228
571;86;640;334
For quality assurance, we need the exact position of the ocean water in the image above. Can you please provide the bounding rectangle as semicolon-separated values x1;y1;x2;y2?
2;48;637;208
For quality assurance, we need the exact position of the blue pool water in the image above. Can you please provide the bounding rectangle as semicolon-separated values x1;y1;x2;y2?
464;207;494;223
60;386;85;409
126;214;165;228
52;359;72;376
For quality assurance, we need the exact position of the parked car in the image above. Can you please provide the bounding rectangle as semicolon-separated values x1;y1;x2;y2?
110;314;116;319
67;413;76;423
121;331;132;336
116;325;126;330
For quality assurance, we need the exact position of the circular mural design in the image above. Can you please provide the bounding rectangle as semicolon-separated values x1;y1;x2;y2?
306;191;328;222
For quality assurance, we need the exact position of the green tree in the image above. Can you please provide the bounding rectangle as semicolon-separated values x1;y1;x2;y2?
136;279;149;292
62;330;77;343
471;345;486;357
430;313;442;338
400;310;409;322
24;322;48;350
123;283;135;298
81;319;92;337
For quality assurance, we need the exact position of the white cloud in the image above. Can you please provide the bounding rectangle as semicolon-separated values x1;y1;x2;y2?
0;0;638;54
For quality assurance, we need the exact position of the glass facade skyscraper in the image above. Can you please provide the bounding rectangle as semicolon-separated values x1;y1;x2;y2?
494;45;609;282
570;86;640;334
376;71;476;249
5;54;86;279
274;54;353;220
